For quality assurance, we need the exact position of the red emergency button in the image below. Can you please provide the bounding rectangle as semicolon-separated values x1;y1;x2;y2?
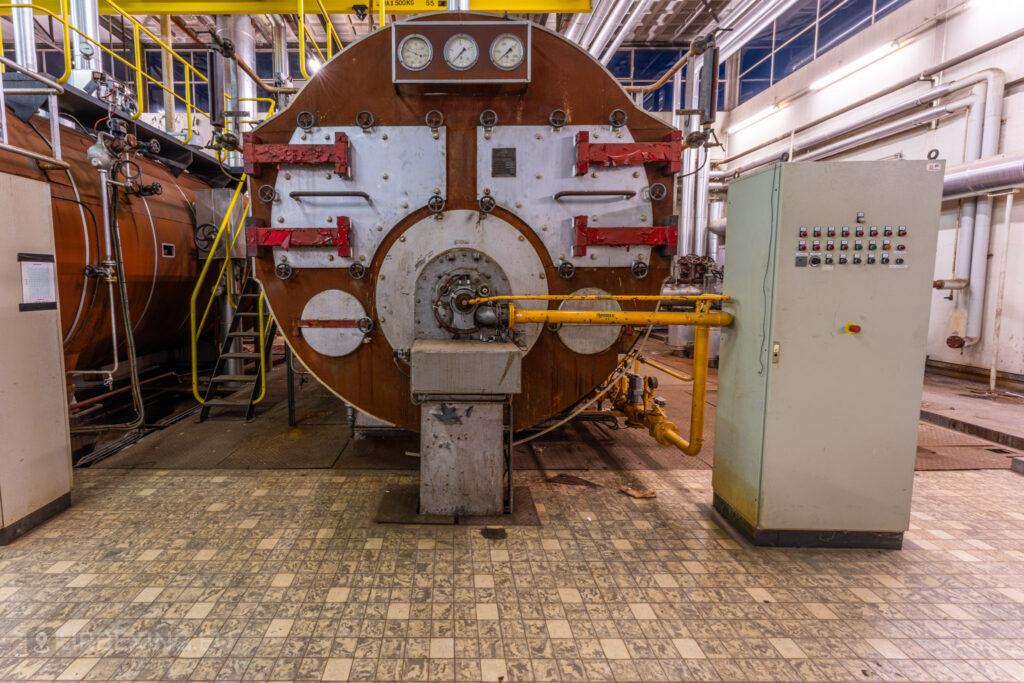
845;323;862;334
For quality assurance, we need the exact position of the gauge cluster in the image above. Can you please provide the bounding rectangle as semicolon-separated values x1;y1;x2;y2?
392;21;531;84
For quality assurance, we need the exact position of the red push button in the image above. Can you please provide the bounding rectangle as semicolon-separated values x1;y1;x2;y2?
845;323;862;334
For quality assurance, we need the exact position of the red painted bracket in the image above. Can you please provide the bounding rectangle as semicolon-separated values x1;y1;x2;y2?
572;215;678;257
291;318;358;337
574;131;682;176
242;132;350;177
246;217;352;257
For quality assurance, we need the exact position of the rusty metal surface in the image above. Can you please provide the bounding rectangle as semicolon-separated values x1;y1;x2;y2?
0;114;208;373
243;133;349;176
249;12;677;432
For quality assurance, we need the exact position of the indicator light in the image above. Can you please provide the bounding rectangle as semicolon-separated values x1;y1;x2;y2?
845;323;862;334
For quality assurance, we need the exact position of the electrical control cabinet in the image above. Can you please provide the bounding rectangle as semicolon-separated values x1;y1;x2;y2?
712;161;944;548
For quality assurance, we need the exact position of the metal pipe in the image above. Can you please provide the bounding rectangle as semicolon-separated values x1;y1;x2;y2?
12;0;38;71
599;0;655;65
232;14;257;129
161;15;175;133
578;0;617;49
69;0;100;73
0;54;65;92
718;25;1024;167
470;294;728;304
934;278;968;290
508;306;733;328
588;0;632;58
989;191;1015;392
638;355;693;382
944;151;1024;196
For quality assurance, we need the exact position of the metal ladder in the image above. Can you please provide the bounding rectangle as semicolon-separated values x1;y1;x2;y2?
199;276;276;422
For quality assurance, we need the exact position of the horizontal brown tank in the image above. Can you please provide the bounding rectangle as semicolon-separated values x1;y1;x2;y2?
246;12;678;432
0;113;209;373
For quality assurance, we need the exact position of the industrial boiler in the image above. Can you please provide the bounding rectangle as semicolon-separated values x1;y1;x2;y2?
0;109;209;377
245;13;687;435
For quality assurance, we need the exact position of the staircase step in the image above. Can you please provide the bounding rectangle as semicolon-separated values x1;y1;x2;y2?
227;331;259;337
212;374;257;383
234;311;260;317
221;352;260;359
204;398;251;408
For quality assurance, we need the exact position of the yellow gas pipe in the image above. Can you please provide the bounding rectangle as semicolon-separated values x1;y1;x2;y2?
468;294;730;457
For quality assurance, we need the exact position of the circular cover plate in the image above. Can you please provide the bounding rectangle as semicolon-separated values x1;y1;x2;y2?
300;289;366;357
376;210;548;352
557;287;622;355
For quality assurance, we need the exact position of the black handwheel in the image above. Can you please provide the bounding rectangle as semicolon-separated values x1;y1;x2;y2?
425;110;444;128
479;109;498;128
478;195;496;213
557;261;575;280
549;109;568;129
194;223;218;251
348;262;367;280
427;194;446;213
609;109;628;128
357;111;375;130
631;260;649;279
257;184;277;203
297;110;315;130
275;262;293;280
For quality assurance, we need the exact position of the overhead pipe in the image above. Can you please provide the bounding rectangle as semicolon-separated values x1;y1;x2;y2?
12;0;38;71
578;0;617;50
718;25;1024;167
944;151;1024;197
599;0;656;65
588;0;633;58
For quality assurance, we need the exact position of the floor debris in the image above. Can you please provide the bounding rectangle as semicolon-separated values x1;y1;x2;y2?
620;486;657;498
547;473;601;487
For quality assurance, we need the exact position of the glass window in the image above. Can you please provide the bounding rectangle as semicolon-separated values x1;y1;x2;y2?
642;81;674;112
817;0;874;57
633;49;681;81
607;50;632;79
875;0;912;20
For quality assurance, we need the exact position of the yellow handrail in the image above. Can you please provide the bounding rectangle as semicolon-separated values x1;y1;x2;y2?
253;291;273;405
190;176;246;403
0;2;72;83
298;0;342;79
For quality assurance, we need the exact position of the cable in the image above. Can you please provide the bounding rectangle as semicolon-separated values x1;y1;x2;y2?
512;277;670;447
758;162;781;376
677;145;708;180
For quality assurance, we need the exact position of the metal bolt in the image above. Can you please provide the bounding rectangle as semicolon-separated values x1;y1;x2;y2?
484;188;491;195
382;174;389;180
382;134;389;140
632;171;640;178
300;133;307;140
326;173;332;179
539;273;545;279
277;216;285;223
590;254;597;260
359;255;366;261
433;133;439;140
325;134;331;140
379;274;385;281
617;132;623;138
542;226;548;232
594;133;600;139
536;173;542;179
402;202;409;209
433;188;440;194
535;133;542;139
376;226;383;231
400;235;406;242
591;172;598;179
328;254;335;261
284;172;291;180
640;215;647;222
518;235;525;241
327;217;333;223
515;202;522;208
591;215;598;221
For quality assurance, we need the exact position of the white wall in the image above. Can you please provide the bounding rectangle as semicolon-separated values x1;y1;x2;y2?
718;0;1024;377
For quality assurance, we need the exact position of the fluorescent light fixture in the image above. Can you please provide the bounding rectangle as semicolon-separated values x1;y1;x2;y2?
307;57;322;74
809;43;897;92
727;104;783;135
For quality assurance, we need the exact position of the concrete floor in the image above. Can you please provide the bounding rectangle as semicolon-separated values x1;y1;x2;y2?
0;343;1022;682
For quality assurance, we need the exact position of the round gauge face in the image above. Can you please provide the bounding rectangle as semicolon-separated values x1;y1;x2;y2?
444;34;479;71
490;34;525;71
398;34;432;71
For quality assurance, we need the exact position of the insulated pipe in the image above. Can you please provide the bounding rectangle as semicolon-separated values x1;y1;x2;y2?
599;0;655;65
934;278;968;290
943;151;1024;196
578;0;617;49
232;15;257;128
12;0;38;71
69;0;100;73
507;306;733;328
989;192;1015;392
718;26;1024;167
588;0;633;58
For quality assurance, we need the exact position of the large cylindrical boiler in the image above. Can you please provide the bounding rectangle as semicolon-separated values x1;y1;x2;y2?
245;13;681;431
0;113;209;373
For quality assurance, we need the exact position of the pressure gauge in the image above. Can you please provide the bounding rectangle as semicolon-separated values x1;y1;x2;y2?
490;33;525;70
398;34;432;71
444;34;479;71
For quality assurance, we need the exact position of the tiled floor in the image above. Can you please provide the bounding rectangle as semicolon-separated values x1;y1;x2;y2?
1;466;1023;682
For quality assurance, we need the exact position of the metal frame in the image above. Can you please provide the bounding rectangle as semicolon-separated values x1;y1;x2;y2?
391;20;532;85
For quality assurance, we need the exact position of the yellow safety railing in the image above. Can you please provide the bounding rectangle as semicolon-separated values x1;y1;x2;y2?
190;175;272;406
0;0;210;141
298;0;343;79
0;1;72;82
223;94;277;126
